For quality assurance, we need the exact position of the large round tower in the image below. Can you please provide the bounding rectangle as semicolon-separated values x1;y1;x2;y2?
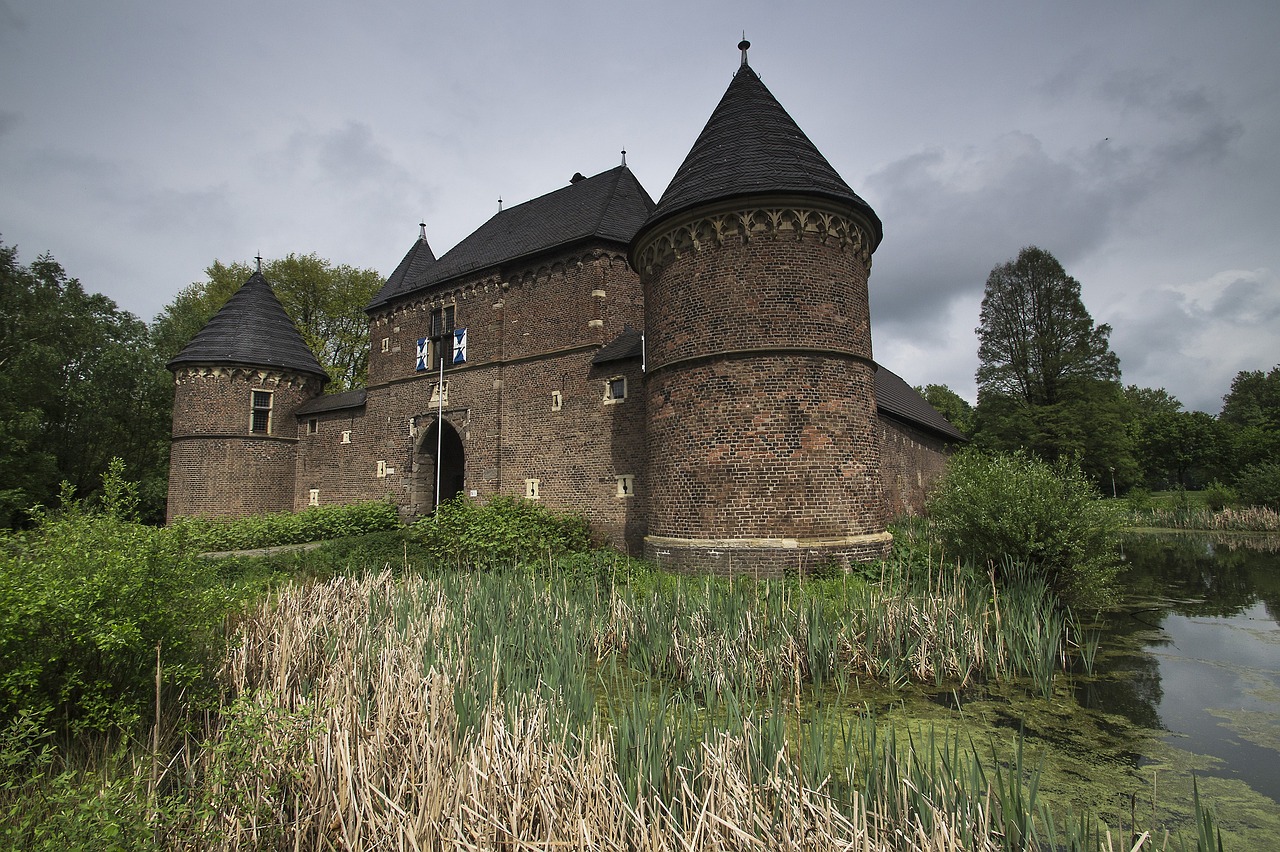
166;266;327;520
630;43;890;572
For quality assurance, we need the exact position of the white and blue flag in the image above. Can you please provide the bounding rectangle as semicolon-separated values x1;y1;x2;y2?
415;338;429;371
453;328;468;364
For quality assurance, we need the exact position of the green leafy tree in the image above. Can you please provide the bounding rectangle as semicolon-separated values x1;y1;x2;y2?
0;241;169;525
153;254;384;391
1124;386;1223;489
916;383;975;434
973;247;1132;484
1218;366;1280;473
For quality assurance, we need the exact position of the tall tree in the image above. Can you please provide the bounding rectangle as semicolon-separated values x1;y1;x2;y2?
976;247;1120;404
973;247;1131;484
153;254;383;391
0;240;169;525
1218;365;1280;474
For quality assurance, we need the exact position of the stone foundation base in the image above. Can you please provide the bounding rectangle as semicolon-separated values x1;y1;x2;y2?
644;532;893;577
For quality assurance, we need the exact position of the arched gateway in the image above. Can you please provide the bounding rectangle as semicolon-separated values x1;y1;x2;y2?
412;417;465;513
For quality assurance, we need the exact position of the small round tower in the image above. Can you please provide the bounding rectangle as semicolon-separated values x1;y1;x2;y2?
630;43;890;572
166;266;328;520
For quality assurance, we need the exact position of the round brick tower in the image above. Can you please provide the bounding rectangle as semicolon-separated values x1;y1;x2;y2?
630;43;890;573
166;266;327;520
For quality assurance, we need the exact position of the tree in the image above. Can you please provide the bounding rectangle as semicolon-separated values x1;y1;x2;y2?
1218;366;1280;473
916;384;974;434
976;247;1120;405
973;247;1131;484
152;254;384;391
0;240;170;525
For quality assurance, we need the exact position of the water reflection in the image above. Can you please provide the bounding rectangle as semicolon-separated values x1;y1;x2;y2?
1086;533;1280;803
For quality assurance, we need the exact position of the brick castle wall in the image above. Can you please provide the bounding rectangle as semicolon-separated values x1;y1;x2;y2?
636;203;889;569
877;415;954;519
167;367;320;519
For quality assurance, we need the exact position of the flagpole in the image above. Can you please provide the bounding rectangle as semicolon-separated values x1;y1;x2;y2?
435;346;444;512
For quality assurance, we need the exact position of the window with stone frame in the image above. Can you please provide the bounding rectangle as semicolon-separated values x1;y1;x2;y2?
604;375;627;404
250;390;273;434
430;305;455;369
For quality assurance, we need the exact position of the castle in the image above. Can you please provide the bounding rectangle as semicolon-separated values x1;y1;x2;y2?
166;43;964;572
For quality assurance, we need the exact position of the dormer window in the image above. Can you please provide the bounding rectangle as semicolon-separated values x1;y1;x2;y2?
250;390;273;434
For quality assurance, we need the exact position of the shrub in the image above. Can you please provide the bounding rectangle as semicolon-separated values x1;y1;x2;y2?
1202;480;1238;512
0;462;230;734
170;500;401;552
1236;461;1280;510
927;451;1124;609
413;495;591;567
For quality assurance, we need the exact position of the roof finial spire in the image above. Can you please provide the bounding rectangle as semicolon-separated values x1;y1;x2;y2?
497;196;503;212
254;253;262;273
621;149;627;167
738;35;750;68
419;221;427;240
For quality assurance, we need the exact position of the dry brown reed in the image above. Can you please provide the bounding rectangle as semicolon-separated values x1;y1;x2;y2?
178;571;1097;851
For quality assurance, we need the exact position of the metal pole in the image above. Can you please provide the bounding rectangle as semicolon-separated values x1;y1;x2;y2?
435;350;444;511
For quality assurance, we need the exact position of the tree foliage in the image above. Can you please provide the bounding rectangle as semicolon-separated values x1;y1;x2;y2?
153;254;384;391
916;384;974;434
976;247;1120;405
973;247;1132;484
0;241;170;524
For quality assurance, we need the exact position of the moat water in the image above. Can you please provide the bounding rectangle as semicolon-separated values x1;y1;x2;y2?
850;531;1280;848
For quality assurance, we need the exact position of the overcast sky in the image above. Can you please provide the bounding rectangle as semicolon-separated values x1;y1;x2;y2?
2;1;1277;413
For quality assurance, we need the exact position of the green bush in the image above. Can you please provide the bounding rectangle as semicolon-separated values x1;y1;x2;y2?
926;451;1124;610
170;500;401;552
1235;461;1280;510
0;462;229;735
1202;480;1238;512
413;495;591;567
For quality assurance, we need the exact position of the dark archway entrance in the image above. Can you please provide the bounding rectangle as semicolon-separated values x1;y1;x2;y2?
413;418;465;514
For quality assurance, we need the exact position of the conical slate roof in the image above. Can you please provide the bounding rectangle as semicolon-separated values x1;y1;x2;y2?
167;271;328;381
368;227;437;309
645;55;881;245
368;166;654;310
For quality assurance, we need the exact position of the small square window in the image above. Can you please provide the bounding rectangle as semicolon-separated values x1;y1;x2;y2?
250;390;273;433
551;390;562;412
307;418;318;435
308;488;320;507
524;478;540;500
604;376;626;404
616;474;635;497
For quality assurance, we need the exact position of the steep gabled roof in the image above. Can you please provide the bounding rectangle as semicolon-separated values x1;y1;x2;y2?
644;59;881;245
368;166;655;310
167;271;328;381
369;229;437;308
874;366;967;442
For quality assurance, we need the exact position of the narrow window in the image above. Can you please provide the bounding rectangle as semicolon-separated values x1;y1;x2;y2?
604;376;626;404
616;474;635;497
430;305;456;369
308;488;320;507
307;418;318;435
250;390;273;433
377;460;387;479
551;389;563;411
524;478;540;500
341;430;352;444
381;337;390;353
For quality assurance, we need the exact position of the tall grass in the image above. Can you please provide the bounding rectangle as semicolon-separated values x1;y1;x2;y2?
1129;505;1280;532
159;569;1195;850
